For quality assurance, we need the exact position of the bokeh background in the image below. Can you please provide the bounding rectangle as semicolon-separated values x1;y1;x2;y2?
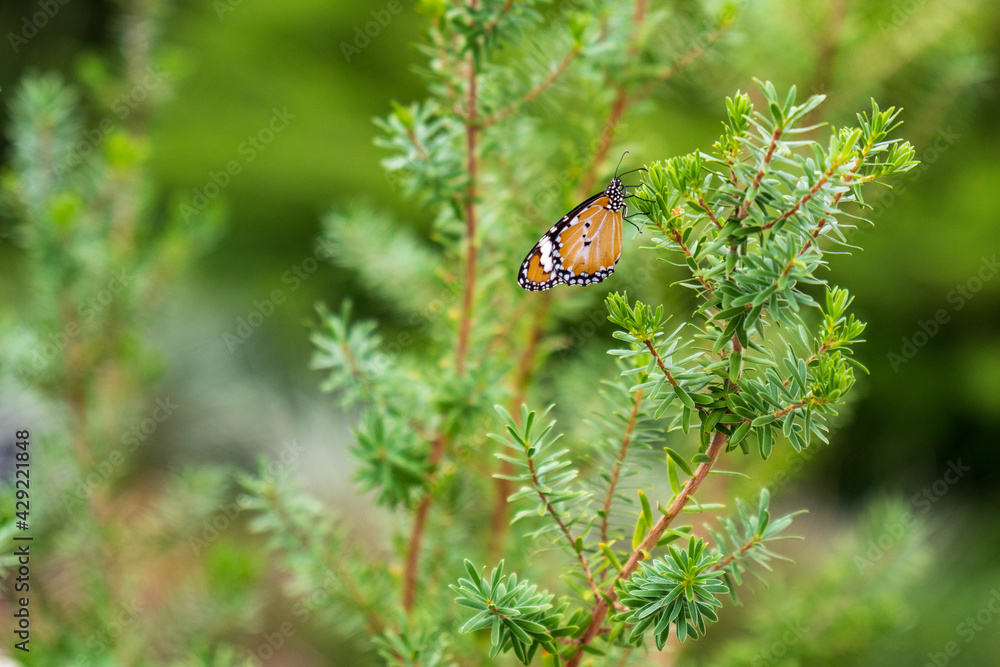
1;0;1000;664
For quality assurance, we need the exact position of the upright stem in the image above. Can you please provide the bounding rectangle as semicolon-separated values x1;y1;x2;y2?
526;449;600;596
490;294;551;555
600;389;644;543
567;431;728;666
402;434;449;614
406;1;479;612
456;26;479;376
579;0;648;195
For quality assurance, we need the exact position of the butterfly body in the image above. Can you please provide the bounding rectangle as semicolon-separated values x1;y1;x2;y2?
517;177;626;291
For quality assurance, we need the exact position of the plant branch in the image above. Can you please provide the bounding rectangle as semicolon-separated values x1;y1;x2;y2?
601;389;645;543
265;489;386;633
737;126;784;220
402;433;449;614
525;449;600;597
782;338;834;387
482;0;513;34
568;430;728;666
710;534;761;572
696;195;723;229
780;162;860;272
481;46;580;127
456;19;479;377
491;295;552;555
667;227;716;296
642;339;678;385
578;0;648;195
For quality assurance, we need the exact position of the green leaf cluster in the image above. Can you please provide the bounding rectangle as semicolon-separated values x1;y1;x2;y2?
616;538;728;648
451;560;566;664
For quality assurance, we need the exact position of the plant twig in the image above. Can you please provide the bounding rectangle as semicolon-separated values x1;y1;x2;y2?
696;196;723;229
642;340;678;386
579;0;649;195
567;430;728;665
601;389;644;543
408;0;479;612
710;534;761;572
490;295;552;555
780;161;860;272
737;126;783;220
482;0;513;34
481;47;580;127
667;227;716;296
456;20;479;376
525;448;601;597
402;433;449;614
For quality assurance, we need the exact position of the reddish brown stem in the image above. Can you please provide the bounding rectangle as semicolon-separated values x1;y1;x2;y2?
697;196;723;229
406;0;480;614
456;39;478;376
780;164;859;274
668;228;716;296
773;396;826;420
710;535;760;572
525;446;600;597
782;339;833;387
567;431;728;665
762;159;847;231
738;128;784;220
482;47;580;127
642;339;678;386
601;389;644;543
490;295;551;555
581;90;630;196
402;434;449;614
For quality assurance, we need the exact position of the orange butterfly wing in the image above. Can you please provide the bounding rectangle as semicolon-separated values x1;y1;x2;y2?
556;198;623;284
518;181;627;291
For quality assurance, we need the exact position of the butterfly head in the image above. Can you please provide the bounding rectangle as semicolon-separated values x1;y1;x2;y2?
605;177;625;211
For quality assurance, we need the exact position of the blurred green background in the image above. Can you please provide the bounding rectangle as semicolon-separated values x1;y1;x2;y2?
2;0;1000;664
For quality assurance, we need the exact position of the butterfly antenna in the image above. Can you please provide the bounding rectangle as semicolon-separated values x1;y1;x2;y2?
614;150;629;179
623;213;644;233
617;166;648;178
625;194;655;204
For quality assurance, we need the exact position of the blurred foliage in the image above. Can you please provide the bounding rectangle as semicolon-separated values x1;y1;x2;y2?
0;0;998;664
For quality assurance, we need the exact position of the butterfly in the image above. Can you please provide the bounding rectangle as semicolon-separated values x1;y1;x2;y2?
517;154;643;291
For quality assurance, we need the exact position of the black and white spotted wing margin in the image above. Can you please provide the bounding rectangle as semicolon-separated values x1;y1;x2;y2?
518;178;626;291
